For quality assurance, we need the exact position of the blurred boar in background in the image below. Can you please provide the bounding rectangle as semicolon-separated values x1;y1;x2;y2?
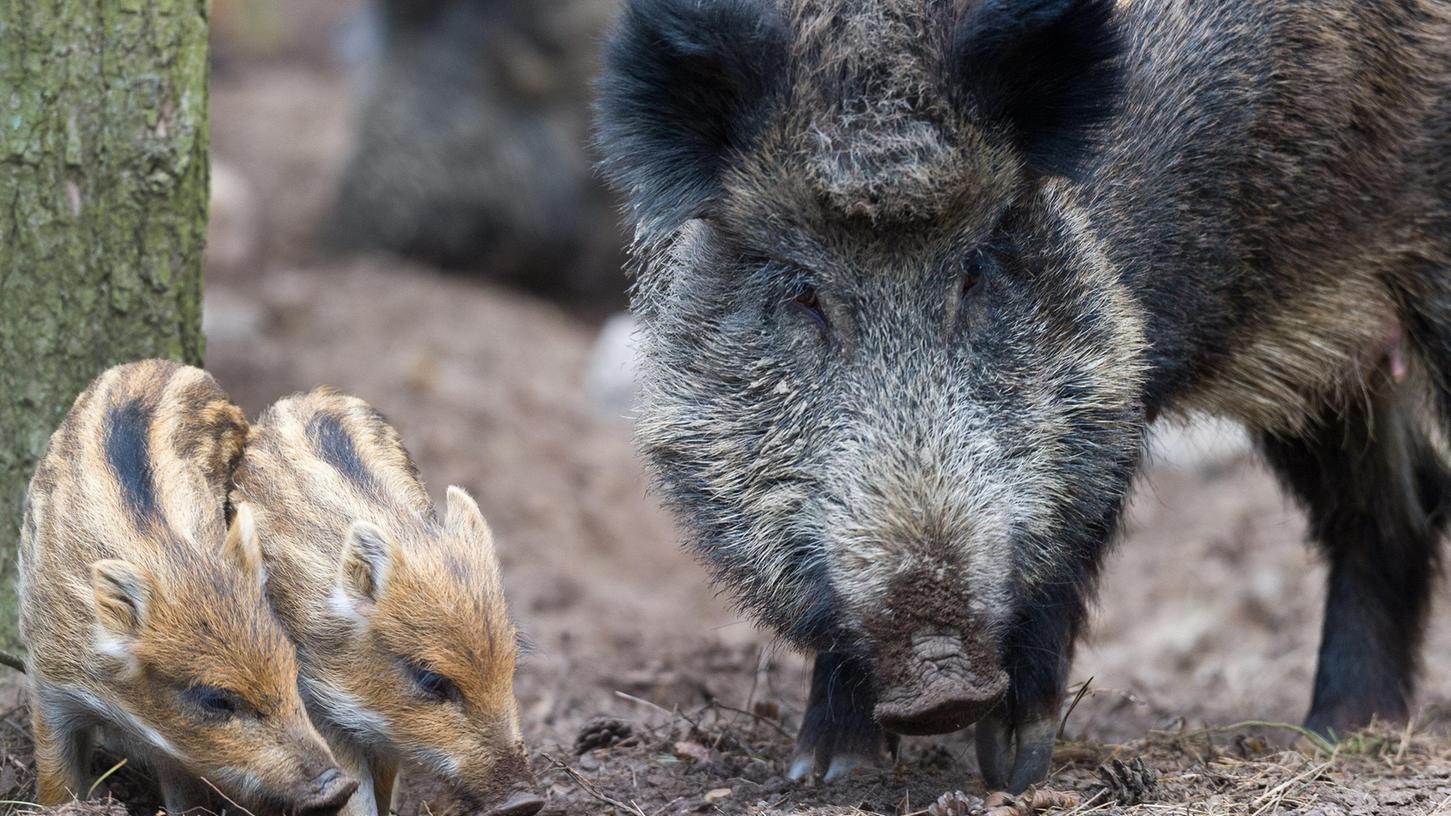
331;0;625;308
20;361;355;814
598;0;1451;793
233;389;543;816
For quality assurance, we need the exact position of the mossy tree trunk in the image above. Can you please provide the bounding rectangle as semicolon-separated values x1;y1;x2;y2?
0;2;210;650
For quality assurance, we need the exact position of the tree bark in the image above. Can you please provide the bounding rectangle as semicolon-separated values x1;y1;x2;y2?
0;1;210;650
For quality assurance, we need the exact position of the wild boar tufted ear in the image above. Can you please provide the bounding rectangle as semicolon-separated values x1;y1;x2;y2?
445;486;503;587
596;0;789;239
223;503;266;590
340;520;396;604
951;0;1123;178
92;559;152;638
444;486;494;547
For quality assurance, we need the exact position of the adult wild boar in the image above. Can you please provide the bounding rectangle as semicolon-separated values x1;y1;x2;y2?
596;0;1451;793
331;0;626;307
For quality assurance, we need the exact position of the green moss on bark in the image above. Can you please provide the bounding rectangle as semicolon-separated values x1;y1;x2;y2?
0;1;210;651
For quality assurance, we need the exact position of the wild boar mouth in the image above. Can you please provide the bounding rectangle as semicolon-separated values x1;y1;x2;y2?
873;630;1009;736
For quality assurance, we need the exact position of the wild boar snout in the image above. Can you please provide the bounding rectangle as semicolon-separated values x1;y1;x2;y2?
292;767;358;816
873;630;1008;736
461;747;545;816
483;788;546;816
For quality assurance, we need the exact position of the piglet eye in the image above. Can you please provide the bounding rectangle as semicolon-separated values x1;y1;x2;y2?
408;662;459;703
184;685;246;721
787;285;827;328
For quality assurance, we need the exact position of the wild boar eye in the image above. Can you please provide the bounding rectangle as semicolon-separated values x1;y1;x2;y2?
787;285;827;328
407;662;460;703
963;251;991;296
183;685;247;721
963;266;982;295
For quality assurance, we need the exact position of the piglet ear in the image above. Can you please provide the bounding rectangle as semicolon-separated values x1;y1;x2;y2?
340;520;396;603
223;503;266;590
596;0;790;240
92;559;152;638
445;486;504;594
444;486;492;546
952;0;1123;178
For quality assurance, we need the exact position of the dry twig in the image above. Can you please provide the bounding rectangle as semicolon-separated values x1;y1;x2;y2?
545;753;647;816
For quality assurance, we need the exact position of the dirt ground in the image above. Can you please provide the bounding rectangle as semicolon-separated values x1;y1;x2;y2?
9;19;1451;816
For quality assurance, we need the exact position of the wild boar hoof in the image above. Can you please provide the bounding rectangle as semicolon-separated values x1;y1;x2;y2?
788;738;892;783
974;710;1056;794
788;651;897;782
787;694;898;782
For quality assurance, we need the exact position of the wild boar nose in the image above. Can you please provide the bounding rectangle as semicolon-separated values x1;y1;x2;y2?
487;789;546;816
295;768;359;816
872;630;1010;736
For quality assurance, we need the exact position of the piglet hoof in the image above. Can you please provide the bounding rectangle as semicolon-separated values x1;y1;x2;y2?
974;711;1056;794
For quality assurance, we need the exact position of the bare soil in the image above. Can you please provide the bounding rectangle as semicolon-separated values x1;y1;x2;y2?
8;24;1451;816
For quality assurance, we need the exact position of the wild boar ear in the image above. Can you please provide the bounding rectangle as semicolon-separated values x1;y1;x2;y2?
444;486;494;547
596;0;790;240
223;503;266;590
951;0;1123;178
91;559;152;638
340;520;396;604
445;486;503;581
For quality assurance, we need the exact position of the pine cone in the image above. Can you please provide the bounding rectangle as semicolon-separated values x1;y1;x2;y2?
574;717;634;754
927;790;986;816
1097;756;1158;805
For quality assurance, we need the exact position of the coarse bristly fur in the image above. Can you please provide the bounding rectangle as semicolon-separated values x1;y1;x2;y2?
19;360;353;814
597;0;1451;794
230;388;542;816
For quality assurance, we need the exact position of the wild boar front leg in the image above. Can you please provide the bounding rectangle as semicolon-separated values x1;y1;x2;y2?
1259;383;1446;737
975;554;1096;789
974;590;1078;794
31;704;89;806
788;651;897;782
